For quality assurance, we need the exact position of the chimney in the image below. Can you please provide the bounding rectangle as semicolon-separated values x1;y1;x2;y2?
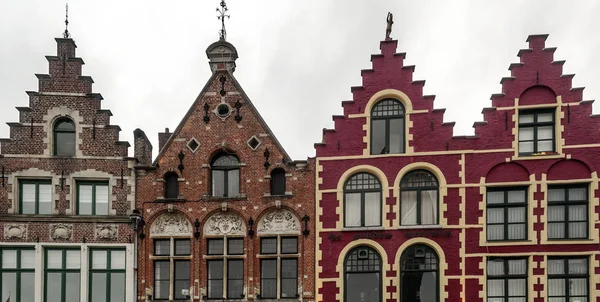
158;128;172;152
133;128;153;165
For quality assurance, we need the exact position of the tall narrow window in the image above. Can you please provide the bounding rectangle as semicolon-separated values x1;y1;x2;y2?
487;258;527;301
486;187;527;241
344;172;382;227
206;238;245;299
548;185;588;239
370;98;405;155
518;109;555;155
19;179;52;214
164;172;179;199
548;257;588;301
89;249;126;302
270;168;286;196
400;170;438;225
260;237;299;299
77;182;109;215
344;246;381;302
0;248;35;302
153;238;191;300
400;244;439;302
211;153;240;198
54;118;76;156
44;248;81;302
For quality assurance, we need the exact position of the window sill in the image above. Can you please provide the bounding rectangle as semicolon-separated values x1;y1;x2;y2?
398;224;442;229
262;193;294;198
486;239;533;243
154;197;186;202
341;226;385;231
547;238;593;241
201;195;248;201
513;152;564;160
0;214;130;223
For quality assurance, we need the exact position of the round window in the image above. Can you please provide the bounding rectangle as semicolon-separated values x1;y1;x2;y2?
217;104;230;118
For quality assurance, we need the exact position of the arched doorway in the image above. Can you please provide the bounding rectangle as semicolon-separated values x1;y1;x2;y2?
400;244;439;302
344;246;382;302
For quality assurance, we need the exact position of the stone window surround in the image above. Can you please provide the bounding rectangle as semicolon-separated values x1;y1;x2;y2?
43;106;84;157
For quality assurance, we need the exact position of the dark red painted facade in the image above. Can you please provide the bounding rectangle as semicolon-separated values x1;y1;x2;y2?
315;35;600;301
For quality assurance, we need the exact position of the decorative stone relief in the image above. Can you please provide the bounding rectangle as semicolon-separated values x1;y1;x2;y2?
95;224;118;240
50;224;73;240
204;212;246;236
150;212;192;236
4;224;27;239
257;209;300;235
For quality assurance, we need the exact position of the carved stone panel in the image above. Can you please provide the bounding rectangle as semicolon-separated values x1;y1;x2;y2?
95;224;118;240
4;224;27;239
257;209;300;235
150;213;192;236
50;224;73;240
204;212;246;236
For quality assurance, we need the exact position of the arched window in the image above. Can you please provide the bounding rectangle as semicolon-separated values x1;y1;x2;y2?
344;172;382;227
270;168;286;196
54;118;75;156
211;153;240;198
400;170;438;225
344;246;382;302
400;244;439;302
164;172;179;199
370;99;405;155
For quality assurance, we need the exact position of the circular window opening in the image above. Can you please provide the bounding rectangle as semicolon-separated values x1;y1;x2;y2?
217;104;230;118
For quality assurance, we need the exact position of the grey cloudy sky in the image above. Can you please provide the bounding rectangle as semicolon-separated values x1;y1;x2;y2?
1;0;599;160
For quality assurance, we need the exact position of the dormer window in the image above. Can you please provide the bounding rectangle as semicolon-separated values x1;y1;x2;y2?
53;118;75;156
270;168;286;196
211;153;240;198
518;109;555;155
164;172;179;199
371;99;405;155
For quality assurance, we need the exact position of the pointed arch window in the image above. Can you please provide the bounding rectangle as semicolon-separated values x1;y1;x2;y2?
54;118;76;156
400;244;439;302
211;153;240;198
344;246;382;302
164;172;179;199
344;172;382;227
270;168;286;196
370;98;405;155
400;170;439;225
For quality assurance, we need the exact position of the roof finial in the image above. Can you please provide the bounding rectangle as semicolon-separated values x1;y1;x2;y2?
385;12;394;40
216;0;230;41
63;3;71;38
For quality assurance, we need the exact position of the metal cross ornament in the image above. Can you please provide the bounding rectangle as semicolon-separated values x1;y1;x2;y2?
216;0;230;40
63;3;71;38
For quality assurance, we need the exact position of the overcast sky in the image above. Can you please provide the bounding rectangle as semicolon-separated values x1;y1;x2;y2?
1;0;599;160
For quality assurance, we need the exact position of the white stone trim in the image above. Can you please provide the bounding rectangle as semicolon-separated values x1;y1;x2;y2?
7;168;58;214
42;106;84;157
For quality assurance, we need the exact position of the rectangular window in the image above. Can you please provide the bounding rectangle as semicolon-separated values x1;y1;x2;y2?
206;238;244;299
227;259;244;298
260;259;277;299
281;259;298;298
154;261;170;300
153;238;191;300
548;185;588;239
208;260;224;298
548;257;588;301
44;248;81;302
260;236;299;299
20;180;52;214
174;260;190;300
486;187;527;241
518;109;555;155
0;248;35;302
487;258;527;301
89;249;126;302
77;182;109;215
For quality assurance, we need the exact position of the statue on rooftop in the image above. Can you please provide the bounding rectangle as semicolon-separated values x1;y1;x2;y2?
386;12;394;39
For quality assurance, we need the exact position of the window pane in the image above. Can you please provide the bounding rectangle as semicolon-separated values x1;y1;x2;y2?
547;259;565;275
56;132;76;156
508;259;527;275
90;273;107;302
111;250;126;269
227;260;244;298
569;188;587;201
46;272;62;302
208;260;223;298
92;250;108;269
227;169;240;197
508;279;526;296
175;239;191;255
1;273;16;302
548;279;565;296
371;119;386;154
78;184;93;215
281;258;298;278
261;259;277;278
537;126;553;140
508;207;526;223
388;118;404;154
1;250;17;268
519;127;534;141
20;272;34;302
95;185;109;215
154;239;171;256
421;190;437;224
212;170;225;197
487;225;504;241
155;281;170;300
487;208;504;224
208;239;224;255
208;260;223;279
487;191;504;204
281;237;298;254
174;261;190;299
65;272;80;302
155;261;170;279
347;272;380;302
508;224;526;240
519;114;534;124
110;272;126;302
66;250;80;269
548;206;565;222
508;190;526;203
47;250;63;269
548;188;565;202
21;183;36;214
154;261;170;300
537;140;554;152
570;278;587;296
228;238;244;255
548;222;565;239
261;238;277;254
261;259;277;298
568;258;588;274
487;260;504;276
519;141;534;153
538;113;553;122
487;279;504;296
21;250;35;269
364;192;381;226
345;193;361;227
569;222;587;238
38;184;53;214
401;191;417;225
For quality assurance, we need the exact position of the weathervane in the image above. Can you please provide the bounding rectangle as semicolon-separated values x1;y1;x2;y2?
63;3;71;38
216;0;230;41
385;12;394;40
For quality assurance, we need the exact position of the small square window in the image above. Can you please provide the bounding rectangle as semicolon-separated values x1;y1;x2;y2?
154;239;171;256
187;138;200;153
174;239;191;255
227;238;244;255
208;239;224;255
281;237;298;254
260;237;277;254
247;136;261;150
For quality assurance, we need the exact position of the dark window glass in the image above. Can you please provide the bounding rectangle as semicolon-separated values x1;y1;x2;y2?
344;172;382;227
227;238;244;255
548;185;588;239
400;170;439;225
281;259;298;298
486;187;528;241
261;238;277;254
0;248;35;302
370;99;404;155
400;245;438;302
207;260;224;299
207;239;224;255
281;237;298;254
89;249;126;302
173;260;190;300
270;168;286;196
77;182;109;215
518;109;555;155
211;154;240;198
227;260;244;298
54;118;76;156
154;239;171;256
164;172;179;199
548;257;588;301
345;246;381;302
261;259;277;299
44;249;81;302
154;261;170;300
487;258;527;302
174;239;191;256
19;180;52;214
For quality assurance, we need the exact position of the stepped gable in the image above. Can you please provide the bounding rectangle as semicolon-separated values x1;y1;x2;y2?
0;38;129;157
